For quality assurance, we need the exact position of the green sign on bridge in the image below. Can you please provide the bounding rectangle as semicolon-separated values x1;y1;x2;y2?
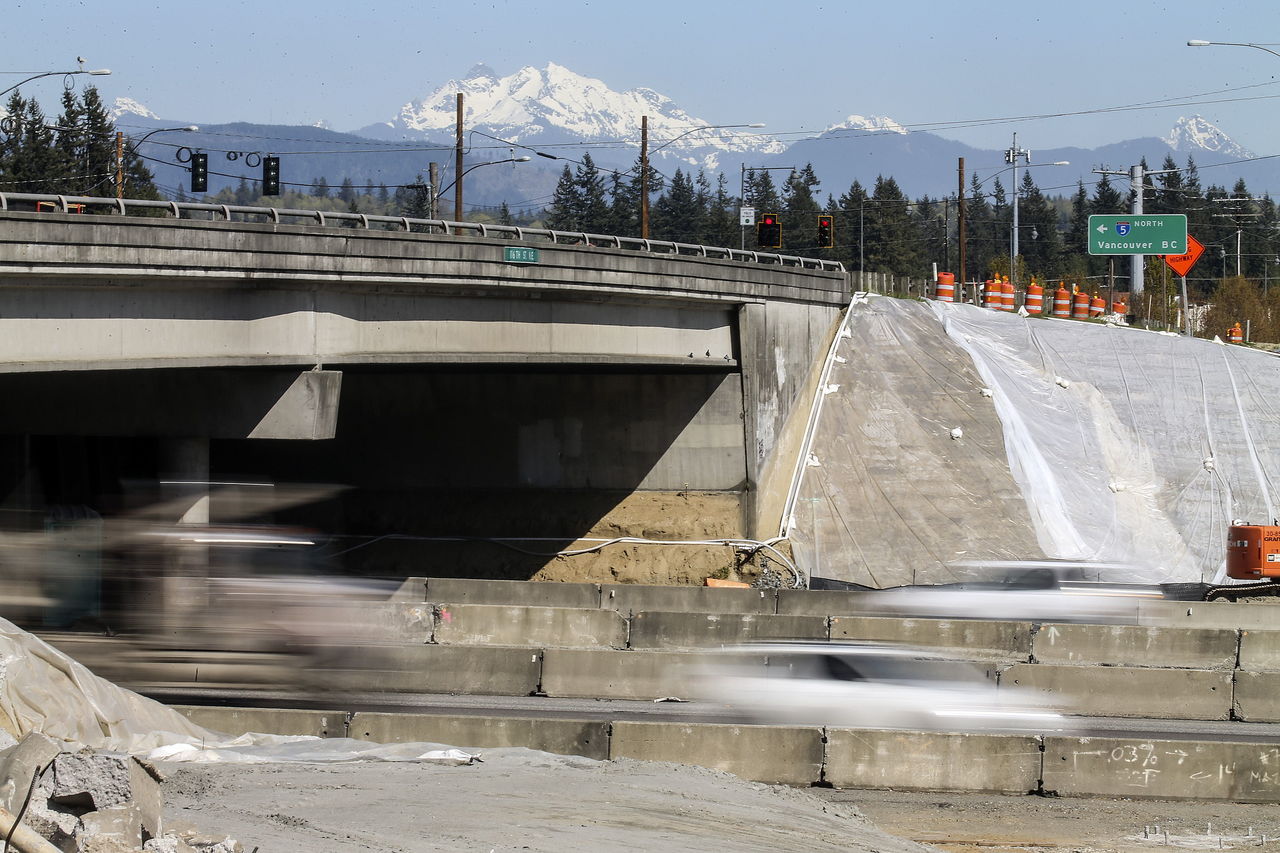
1088;214;1187;255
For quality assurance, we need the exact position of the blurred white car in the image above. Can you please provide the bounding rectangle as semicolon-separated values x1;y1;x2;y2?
701;641;1073;733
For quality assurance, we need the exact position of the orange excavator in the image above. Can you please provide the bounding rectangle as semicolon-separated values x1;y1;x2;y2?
1215;523;1280;600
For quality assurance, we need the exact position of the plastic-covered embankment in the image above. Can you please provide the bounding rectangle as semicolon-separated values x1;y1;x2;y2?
173;706;1280;802
785;295;1280;587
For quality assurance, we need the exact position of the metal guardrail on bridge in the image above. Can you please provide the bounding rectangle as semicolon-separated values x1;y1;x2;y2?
0;192;846;273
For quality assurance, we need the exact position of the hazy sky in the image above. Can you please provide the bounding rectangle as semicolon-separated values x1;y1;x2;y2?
8;0;1280;154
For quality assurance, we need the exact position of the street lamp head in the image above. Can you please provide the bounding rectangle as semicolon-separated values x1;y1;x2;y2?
183;125;198;132
1187;40;1211;46
513;155;531;162
87;69;111;75
746;123;765;128
1052;161;1070;166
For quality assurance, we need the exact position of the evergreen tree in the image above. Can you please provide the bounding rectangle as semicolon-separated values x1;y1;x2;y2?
1091;174;1124;215
838;180;869;271
782;164;821;252
395;175;433;219
312;177;330;199
574;153;609;231
497;201;513;226
652;168;703;242
546;165;580;231
703;173;738;248
1063;181;1094;283
339;177;356;204
1018;170;1062;281
864;175;919;276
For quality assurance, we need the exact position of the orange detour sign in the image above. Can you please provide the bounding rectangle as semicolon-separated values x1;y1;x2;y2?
1164;235;1205;277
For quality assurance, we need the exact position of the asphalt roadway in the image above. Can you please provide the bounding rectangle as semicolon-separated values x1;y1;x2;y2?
142;685;1280;743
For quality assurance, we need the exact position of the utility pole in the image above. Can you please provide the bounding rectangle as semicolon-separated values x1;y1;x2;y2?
454;93;464;222
1093;162;1177;296
429;162;440;219
1004;134;1030;287
640;115;649;239
957;157;966;287
114;131;124;199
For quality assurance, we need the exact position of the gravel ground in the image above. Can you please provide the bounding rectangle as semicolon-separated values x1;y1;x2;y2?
821;788;1280;853
156;752;928;853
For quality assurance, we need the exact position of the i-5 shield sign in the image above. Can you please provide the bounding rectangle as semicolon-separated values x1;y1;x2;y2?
1088;214;1187;255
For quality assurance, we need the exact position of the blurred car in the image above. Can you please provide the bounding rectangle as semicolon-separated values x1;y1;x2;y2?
862;562;1167;624
701;641;1073;733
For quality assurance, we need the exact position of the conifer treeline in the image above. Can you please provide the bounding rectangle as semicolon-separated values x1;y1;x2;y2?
0;87;158;199
545;152;1280;292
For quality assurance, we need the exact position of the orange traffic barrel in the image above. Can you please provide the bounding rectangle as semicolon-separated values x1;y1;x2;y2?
1001;278;1015;311
983;279;999;310
935;272;955;302
1229;322;1244;343
1025;281;1044;314
1111;297;1128;315
1072;288;1090;319
1089;294;1106;318
1052;285;1071;317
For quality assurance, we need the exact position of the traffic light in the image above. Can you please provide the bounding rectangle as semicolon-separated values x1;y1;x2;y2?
262;156;280;196
757;213;781;248
816;214;834;248
190;152;208;193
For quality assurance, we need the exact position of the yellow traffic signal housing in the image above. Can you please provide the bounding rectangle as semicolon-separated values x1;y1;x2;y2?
757;213;782;248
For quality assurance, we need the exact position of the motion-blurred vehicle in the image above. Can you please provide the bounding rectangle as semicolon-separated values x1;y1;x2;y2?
701;641;1073;733
862;562;1166;623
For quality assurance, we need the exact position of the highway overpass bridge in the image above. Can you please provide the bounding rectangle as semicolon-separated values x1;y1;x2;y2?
0;195;848;581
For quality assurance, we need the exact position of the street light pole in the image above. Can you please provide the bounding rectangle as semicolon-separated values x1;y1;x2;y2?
1004;134;1031;287
0;63;110;101
455;93;465;222
1187;39;1280;60
434;156;531;221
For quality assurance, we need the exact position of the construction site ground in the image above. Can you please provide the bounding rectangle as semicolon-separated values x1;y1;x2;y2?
155;753;1280;853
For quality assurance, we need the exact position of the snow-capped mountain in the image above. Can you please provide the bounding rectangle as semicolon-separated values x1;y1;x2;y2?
109;97;159;121
359;62;784;171
823;114;909;136
1162;115;1253;160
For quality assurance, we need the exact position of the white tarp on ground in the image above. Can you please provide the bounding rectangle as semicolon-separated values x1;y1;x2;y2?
0;618;477;764
789;296;1280;586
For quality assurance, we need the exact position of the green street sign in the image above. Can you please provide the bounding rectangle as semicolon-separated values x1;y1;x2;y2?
503;246;540;264
1088;214;1187;255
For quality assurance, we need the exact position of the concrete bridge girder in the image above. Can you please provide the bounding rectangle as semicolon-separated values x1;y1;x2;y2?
0;212;848;580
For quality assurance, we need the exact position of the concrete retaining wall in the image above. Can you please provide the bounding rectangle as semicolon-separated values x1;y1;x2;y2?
433;604;627;649
424;577;602;609
610;721;823;785
165;704;1280;801
603;584;775;615
830;616;1032;662
1240;630;1280;671
173;706;344;738
1001;664;1233;720
1031;624;1238;669
1234;671;1280;722
348;712;611;760
628;611;827;649
324;644;543;695
540;648;714;700
824;728;1041;793
1043;736;1280;801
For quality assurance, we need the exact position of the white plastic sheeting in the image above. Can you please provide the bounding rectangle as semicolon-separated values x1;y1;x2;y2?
935;301;1280;584
788;296;1280;586
0;618;479;764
